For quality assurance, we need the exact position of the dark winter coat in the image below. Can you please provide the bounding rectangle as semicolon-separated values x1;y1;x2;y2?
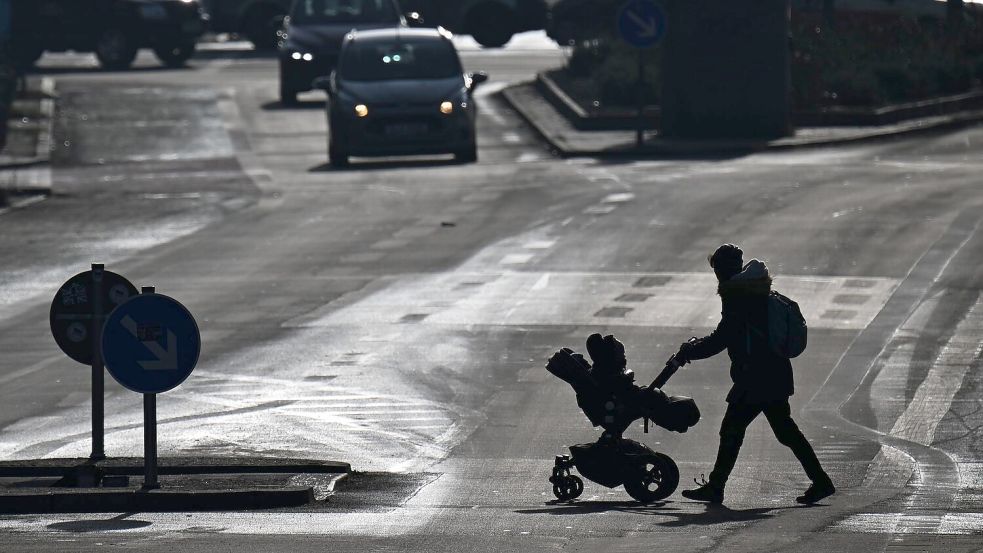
686;260;795;404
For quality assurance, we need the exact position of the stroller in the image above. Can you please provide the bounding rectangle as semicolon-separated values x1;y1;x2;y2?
545;334;700;503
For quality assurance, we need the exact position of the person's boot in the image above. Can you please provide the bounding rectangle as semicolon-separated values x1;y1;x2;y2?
796;475;835;504
681;476;723;504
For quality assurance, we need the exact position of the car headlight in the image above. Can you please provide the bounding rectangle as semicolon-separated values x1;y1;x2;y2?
290;52;314;61
439;101;454;115
354;104;369;118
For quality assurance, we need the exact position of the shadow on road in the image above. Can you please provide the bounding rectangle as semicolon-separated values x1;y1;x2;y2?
309;158;463;172
594;149;754;164
47;513;152;533
653;503;786;527
261;100;327;111
27;65;186;76
517;501;799;526
515;499;674;515
193;49;278;61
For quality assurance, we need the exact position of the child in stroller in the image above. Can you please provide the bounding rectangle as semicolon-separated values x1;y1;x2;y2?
545;333;700;503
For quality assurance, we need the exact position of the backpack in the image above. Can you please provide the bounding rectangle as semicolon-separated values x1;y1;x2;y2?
763;291;808;358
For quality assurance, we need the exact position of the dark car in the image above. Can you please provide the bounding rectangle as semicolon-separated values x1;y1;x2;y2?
199;0;293;49
318;28;488;166
11;0;208;70
278;0;418;105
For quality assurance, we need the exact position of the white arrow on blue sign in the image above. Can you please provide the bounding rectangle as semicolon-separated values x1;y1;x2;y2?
617;0;667;49
102;292;200;394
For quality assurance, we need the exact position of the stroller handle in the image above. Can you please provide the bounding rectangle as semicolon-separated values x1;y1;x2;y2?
649;354;684;390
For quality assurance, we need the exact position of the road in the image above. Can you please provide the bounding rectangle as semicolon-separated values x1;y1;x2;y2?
1;33;983;551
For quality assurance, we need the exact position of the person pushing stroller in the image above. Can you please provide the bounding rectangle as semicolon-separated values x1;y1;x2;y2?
674;244;835;505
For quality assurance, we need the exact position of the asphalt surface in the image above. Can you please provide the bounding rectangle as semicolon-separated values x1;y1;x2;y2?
0;33;982;551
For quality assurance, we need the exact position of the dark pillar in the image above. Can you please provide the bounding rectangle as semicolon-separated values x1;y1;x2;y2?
661;0;791;140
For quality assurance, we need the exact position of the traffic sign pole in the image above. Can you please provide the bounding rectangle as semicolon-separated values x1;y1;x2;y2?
139;286;160;490
616;0;666;149
90;264;105;461
51;266;138;460
143;392;159;490
636;52;645;148
101;284;201;490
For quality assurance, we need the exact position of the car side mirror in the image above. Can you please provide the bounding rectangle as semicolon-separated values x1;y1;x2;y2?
405;12;426;27
469;71;489;90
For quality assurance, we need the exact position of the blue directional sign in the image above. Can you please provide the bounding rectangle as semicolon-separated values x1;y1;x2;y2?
102;292;200;394
617;0;667;49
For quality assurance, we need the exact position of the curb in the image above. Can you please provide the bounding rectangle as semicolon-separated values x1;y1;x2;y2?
536;72;659;131
501;80;983;158
0;456;352;478
0;486;316;514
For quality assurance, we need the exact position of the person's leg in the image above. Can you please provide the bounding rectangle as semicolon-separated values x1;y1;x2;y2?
763;401;835;503
707;402;761;489
762;401;827;482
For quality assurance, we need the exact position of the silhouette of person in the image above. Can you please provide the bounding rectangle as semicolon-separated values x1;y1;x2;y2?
675;244;835;505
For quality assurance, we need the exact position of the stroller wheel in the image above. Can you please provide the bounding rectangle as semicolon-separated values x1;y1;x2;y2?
624;453;680;503
568;475;584;499
552;475;584;501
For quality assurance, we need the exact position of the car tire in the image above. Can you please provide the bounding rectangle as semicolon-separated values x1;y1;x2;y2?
467;3;515;48
95;29;137;70
329;148;349;168
329;136;349;168
454;143;478;163
13;45;44;72
243;4;283;51
154;43;196;68
280;82;298;106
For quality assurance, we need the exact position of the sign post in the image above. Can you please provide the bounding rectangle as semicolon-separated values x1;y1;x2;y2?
102;286;200;489
617;0;667;148
50;265;138;460
91;265;105;460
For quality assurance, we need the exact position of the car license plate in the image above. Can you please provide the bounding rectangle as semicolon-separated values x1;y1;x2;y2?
385;123;427;137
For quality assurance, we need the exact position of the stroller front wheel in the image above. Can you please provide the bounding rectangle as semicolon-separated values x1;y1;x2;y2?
624;453;680;503
551;474;584;501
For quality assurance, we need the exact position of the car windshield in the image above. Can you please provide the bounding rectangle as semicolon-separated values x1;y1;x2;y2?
339;39;462;81
289;0;399;24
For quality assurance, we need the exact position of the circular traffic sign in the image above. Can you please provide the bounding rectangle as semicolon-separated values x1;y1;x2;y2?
101;292;200;394
617;0;667;49
50;269;139;365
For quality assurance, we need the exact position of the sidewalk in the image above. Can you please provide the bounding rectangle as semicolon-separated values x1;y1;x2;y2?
0;456;350;513
0;76;55;210
501;80;983;157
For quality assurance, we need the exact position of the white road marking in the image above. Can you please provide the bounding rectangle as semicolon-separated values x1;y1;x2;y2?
290;271;897;330
834;512;983;535
523;240;555;250
602;193;636;203
849;295;983;534
500;253;535;265
516;152;546;163
583;205;617;215
502;132;522;144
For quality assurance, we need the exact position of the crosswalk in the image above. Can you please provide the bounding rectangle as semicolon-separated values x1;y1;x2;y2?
288;270;898;331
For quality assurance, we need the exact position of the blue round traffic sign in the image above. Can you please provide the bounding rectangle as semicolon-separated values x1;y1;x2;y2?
101;292;200;394
50;269;138;365
617;0;666;49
